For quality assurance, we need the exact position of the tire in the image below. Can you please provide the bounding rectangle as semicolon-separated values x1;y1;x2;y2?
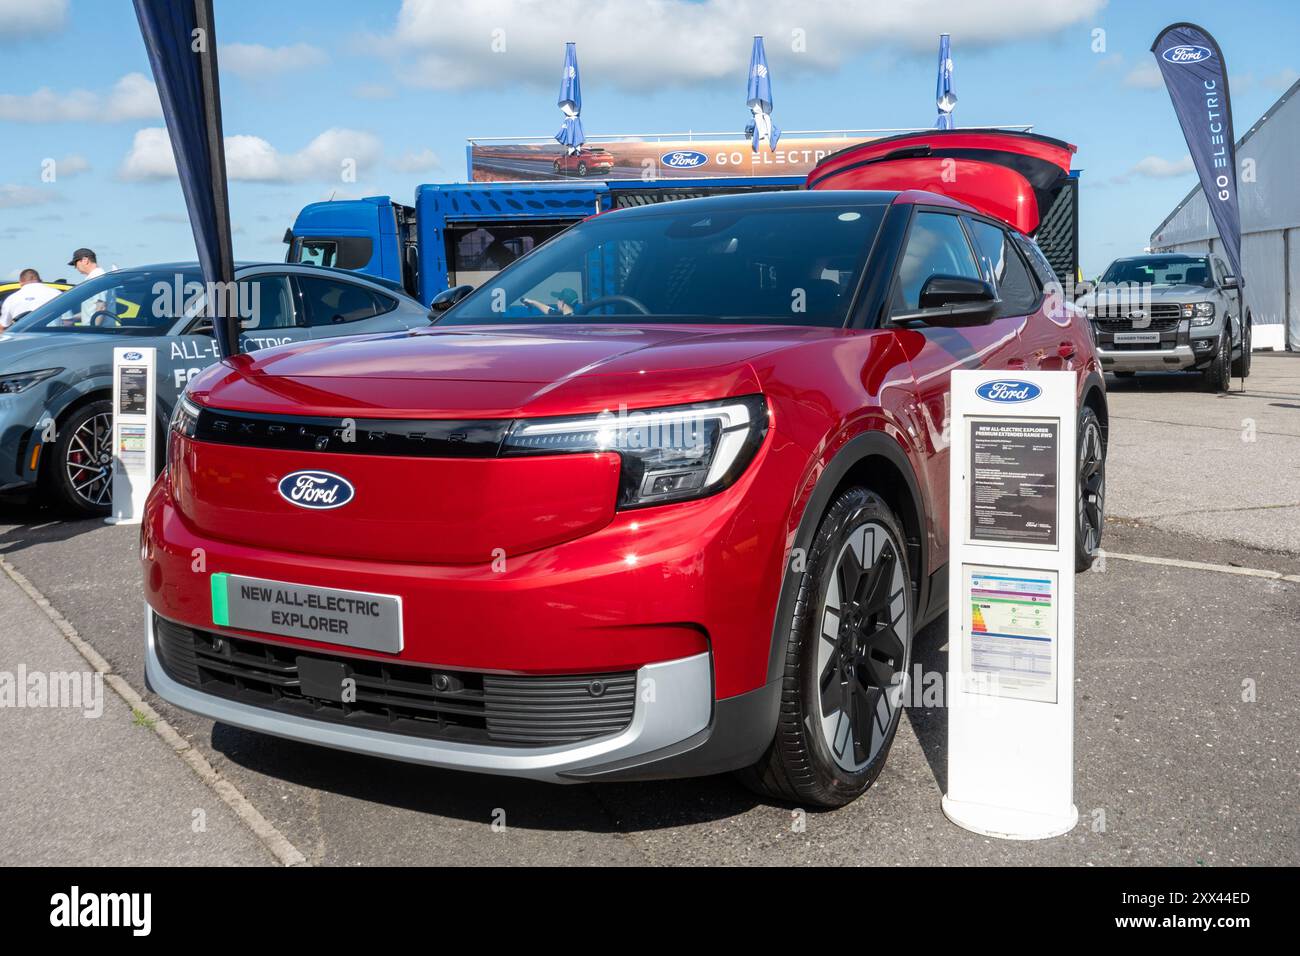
45;399;114;518
1075;406;1106;573
1231;317;1252;378
577;161;588;177
1202;332;1230;392
740;487;913;808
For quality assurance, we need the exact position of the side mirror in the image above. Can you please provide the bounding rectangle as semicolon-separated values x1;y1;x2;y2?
895;275;999;327
428;284;474;320
1221;274;1240;290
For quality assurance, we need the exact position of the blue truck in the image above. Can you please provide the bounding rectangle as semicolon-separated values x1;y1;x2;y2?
284;176;805;306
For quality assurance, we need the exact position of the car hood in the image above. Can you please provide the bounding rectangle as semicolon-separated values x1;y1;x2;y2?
1077;284;1216;309
189;323;840;419
0;331;119;374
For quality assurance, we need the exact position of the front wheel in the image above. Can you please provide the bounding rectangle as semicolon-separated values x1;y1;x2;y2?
1076;406;1106;572
1202;332;1230;392
46;399;114;517
741;488;913;808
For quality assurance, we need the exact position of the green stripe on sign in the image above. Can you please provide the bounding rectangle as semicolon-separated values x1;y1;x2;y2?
211;573;230;626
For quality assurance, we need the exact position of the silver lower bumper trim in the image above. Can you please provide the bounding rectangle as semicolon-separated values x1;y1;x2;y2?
1097;344;1196;371
145;607;713;782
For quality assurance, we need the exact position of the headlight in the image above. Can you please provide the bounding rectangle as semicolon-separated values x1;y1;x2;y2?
0;368;62;394
501;395;769;509
1183;302;1215;325
166;395;200;470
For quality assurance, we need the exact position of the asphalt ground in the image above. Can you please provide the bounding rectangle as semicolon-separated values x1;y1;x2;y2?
0;353;1295;865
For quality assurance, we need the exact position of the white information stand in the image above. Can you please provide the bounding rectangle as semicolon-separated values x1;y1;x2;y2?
106;347;156;526
942;371;1078;839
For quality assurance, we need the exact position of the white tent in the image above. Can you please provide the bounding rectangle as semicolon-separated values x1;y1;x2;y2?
1149;77;1300;351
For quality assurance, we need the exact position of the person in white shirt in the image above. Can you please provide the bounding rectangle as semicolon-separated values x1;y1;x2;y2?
0;269;63;333
70;248;109;325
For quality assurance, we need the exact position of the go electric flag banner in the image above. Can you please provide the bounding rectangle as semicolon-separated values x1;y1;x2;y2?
133;0;239;358
1150;22;1243;281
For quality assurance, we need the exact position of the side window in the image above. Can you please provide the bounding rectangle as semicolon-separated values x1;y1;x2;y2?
297;276;388;327
891;211;982;314
1014;234;1060;288
239;275;297;331
967;219;1040;315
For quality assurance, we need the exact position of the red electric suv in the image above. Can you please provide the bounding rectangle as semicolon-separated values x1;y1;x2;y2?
143;131;1107;807
552;146;616;177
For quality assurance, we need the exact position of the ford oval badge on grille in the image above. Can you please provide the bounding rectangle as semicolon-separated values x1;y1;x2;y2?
278;470;355;509
976;380;1042;404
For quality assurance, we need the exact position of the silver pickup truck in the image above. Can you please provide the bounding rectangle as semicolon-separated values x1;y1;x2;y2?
1076;253;1251;390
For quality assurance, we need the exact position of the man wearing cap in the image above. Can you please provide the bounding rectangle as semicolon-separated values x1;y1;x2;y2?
0;269;62;334
69;248;108;325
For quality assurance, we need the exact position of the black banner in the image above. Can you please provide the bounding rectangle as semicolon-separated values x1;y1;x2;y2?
1151;22;1243;282
133;0;239;358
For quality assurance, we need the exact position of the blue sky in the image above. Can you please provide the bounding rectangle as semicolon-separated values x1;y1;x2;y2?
1;0;1296;281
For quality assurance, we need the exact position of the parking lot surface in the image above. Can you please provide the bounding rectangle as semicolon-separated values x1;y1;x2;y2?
0;354;1296;865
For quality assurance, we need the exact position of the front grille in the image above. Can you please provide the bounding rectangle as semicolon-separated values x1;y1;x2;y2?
1094;316;1180;333
154;615;636;747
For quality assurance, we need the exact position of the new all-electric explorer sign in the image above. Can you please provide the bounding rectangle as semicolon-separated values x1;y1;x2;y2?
210;573;403;653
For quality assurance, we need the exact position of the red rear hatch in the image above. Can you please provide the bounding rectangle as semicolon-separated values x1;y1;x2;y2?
807;128;1076;236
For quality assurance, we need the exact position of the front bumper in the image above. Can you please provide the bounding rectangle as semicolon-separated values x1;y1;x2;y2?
145;607;718;782
1097;344;1197;372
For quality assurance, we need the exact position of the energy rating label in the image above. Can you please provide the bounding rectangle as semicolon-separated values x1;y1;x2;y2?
962;566;1058;703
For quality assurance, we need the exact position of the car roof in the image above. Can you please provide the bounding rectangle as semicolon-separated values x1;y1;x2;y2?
597;188;902;218
73;261;415;299
1112;253;1207;262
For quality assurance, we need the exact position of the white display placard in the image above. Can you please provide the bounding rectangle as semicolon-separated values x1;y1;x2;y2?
942;370;1078;840
107;347;157;526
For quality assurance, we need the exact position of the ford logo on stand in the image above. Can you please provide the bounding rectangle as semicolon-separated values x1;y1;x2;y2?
976;380;1042;403
1161;44;1213;64
661;150;709;169
122;351;143;361
278;470;355;510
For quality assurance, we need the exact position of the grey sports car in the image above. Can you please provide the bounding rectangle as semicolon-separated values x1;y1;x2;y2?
0;262;431;515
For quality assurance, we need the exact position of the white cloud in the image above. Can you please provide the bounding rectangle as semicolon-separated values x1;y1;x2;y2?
354;83;396;100
54;154;91;178
381;0;1106;91
220;42;328;78
0;73;161;123
0;0;66;38
0;184;59;209
390;148;441;173
120;127;383;184
1123;62;1164;90
1129;155;1194;178
1264;67;1300;92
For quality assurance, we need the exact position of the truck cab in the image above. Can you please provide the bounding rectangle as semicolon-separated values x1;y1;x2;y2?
285;196;419;298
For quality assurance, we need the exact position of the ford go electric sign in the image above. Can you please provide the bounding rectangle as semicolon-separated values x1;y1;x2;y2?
278;470;355;509
661;150;709;169
976;380;1042;404
1160;44;1214;64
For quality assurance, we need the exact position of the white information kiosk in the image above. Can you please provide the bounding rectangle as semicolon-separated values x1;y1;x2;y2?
942;370;1078;839
107;347;156;526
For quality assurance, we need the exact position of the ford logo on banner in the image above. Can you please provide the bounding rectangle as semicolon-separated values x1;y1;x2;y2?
661;150;709;169
122;351;143;361
278;470;355;510
976;380;1042;403
1161;44;1213;64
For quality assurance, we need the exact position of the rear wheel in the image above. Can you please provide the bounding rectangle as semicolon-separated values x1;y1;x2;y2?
741;488;913;808
1202;332;1230;392
1076;406;1105;572
577;161;588;176
1231;317;1252;378
46;399;113;517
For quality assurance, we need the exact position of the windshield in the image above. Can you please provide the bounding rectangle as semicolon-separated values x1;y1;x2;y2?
1100;257;1213;288
437;202;886;328
9;268;202;335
